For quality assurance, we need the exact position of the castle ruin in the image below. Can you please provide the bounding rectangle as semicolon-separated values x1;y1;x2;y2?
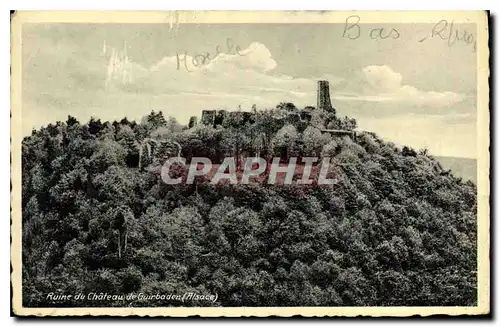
194;80;337;128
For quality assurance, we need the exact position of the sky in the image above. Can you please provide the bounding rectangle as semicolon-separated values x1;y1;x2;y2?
21;22;477;158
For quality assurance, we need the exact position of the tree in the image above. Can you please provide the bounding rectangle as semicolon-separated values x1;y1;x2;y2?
271;124;299;159
302;126;331;157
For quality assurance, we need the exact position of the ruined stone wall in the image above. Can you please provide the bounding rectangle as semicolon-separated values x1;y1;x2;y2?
191;80;334;128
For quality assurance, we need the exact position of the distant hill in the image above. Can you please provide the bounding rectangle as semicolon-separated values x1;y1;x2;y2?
435;156;477;184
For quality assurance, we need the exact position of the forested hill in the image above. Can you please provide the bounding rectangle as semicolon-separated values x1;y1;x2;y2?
21;108;477;307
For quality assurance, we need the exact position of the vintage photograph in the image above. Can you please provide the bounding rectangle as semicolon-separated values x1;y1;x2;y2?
10;11;490;317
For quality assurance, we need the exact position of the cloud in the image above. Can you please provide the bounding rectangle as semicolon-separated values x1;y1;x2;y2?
351;65;466;107
103;42;344;110
206;42;277;73
363;65;403;93
148;42;277;75
103;43;466;111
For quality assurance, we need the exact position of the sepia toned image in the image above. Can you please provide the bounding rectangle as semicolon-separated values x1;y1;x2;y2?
10;11;490;317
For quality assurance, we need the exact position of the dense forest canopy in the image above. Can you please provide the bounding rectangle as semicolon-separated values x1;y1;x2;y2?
22;104;477;307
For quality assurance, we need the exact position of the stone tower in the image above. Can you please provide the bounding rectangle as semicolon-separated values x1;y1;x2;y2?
317;80;334;112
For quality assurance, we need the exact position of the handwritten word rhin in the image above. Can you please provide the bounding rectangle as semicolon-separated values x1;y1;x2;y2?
419;19;476;50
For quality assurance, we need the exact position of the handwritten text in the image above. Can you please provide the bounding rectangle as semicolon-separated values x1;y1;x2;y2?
342;15;401;40
176;38;250;72
419;20;476;50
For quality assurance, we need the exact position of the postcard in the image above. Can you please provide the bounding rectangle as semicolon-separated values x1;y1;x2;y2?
10;10;490;317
